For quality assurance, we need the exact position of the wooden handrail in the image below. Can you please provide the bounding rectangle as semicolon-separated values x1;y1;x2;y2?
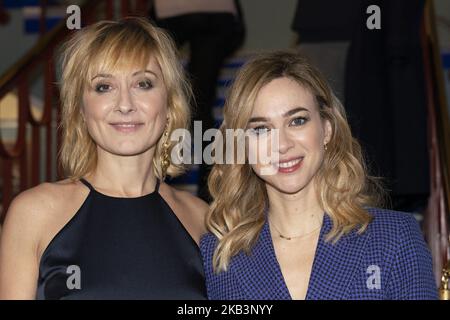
0;0;109;96
422;0;450;291
426;1;450;212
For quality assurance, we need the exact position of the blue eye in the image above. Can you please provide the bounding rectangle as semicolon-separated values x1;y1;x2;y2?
290;117;308;126
137;80;153;89
95;83;112;93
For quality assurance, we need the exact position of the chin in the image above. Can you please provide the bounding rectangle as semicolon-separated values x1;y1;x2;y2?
273;182;305;195
109;144;151;157
266;173;314;195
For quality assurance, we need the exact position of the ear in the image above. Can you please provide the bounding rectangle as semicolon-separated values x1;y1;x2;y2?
323;119;332;145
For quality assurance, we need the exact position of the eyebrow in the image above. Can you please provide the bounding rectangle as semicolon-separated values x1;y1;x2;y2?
248;107;310;123
90;70;158;81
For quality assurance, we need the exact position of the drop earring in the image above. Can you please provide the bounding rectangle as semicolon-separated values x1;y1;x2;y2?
161;121;170;179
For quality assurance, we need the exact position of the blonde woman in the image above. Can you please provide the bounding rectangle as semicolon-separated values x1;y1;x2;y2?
201;51;438;300
0;17;208;299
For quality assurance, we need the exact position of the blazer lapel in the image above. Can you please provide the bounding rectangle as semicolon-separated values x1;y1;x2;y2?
232;221;291;299
305;214;371;300
232;213;370;300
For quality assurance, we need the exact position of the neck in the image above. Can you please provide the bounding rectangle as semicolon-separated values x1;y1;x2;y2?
86;146;158;197
266;181;324;237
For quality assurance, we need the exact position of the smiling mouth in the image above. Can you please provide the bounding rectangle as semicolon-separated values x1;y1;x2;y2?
274;157;304;173
110;122;144;133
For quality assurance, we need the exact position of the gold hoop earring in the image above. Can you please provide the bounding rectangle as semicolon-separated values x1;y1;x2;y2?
161;125;170;179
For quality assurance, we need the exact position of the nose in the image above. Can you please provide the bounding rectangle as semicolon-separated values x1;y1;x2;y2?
116;86;136;114
276;127;294;154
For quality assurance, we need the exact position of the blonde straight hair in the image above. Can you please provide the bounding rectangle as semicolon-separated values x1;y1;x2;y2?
207;51;387;272
58;17;192;180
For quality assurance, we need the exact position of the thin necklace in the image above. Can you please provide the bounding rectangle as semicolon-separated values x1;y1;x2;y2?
269;219;322;241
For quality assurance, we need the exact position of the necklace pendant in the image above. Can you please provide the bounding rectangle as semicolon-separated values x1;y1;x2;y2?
279;234;291;240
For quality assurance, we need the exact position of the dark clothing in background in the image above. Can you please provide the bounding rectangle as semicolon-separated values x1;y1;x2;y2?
292;0;360;42
344;0;429;198
151;3;245;202
292;0;429;204
153;12;244;130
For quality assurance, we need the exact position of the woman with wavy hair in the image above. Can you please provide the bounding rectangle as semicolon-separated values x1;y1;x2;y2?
0;17;208;299
200;51;437;300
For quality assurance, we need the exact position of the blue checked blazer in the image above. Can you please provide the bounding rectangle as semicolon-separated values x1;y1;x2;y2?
200;207;438;300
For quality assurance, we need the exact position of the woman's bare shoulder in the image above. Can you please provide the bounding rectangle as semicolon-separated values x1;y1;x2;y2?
3;179;88;241
0;179;89;299
159;182;209;239
2;179;90;260
8;179;83;214
164;183;209;214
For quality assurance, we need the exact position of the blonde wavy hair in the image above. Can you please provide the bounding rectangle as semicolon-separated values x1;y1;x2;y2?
207;51;387;272
58;17;191;180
